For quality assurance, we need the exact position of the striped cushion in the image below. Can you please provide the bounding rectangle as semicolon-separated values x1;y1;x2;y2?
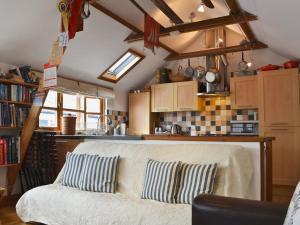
79;155;119;193
62;152;85;188
177;163;218;204
141;159;181;203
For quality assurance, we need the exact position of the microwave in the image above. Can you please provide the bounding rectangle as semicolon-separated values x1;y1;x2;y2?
230;121;259;136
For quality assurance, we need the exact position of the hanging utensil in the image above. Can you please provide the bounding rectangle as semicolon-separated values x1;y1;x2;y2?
81;0;91;19
184;58;194;78
239;51;248;72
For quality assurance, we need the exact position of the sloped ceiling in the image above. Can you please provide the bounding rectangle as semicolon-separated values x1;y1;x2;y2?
0;0;299;108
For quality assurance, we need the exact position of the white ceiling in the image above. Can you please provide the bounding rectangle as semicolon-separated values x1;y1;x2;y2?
0;0;299;95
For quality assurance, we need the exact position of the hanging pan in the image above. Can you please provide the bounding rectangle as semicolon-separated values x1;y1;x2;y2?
184;58;194;78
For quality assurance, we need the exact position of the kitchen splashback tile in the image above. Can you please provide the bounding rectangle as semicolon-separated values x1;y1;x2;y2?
159;96;258;135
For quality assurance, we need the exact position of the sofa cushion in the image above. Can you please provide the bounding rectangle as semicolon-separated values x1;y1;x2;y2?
79;155;119;193
62;152;85;188
283;182;300;225
177;163;218;204
141;159;181;203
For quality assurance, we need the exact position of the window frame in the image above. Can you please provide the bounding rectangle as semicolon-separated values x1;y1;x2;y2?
98;48;145;83
39;91;105;131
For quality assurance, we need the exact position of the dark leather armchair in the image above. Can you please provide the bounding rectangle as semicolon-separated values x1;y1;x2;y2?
192;195;288;225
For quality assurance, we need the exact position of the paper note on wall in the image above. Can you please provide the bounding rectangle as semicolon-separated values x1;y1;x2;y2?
49;41;64;66
43;63;57;89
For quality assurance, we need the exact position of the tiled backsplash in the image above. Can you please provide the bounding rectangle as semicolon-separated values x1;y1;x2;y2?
159;96;258;135
106;109;128;125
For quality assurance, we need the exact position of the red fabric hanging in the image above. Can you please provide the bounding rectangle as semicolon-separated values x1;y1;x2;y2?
144;15;160;53
69;0;84;40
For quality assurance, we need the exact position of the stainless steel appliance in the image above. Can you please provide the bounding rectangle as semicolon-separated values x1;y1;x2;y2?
230;121;259;136
171;124;182;135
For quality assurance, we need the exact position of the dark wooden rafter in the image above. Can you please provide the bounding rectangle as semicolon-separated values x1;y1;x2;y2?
165;41;268;61
150;0;184;24
225;0;256;41
125;11;257;43
90;1;177;55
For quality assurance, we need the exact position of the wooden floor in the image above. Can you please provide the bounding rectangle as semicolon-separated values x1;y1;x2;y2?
0;206;26;225
0;185;294;225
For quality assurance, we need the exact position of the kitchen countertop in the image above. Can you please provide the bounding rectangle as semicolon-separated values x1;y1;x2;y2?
55;134;274;142
55;134;143;140
143;134;275;143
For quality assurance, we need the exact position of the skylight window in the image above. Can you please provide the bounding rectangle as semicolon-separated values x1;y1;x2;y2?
98;49;144;83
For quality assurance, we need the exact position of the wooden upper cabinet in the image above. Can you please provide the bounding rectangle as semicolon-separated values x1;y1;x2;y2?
264;126;300;186
259;68;300;126
128;92;152;135
174;81;198;111
151;83;174;112
230;76;258;109
151;81;199;112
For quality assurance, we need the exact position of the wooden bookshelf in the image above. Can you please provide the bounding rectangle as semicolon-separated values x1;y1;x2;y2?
0;100;32;107
0;79;39;88
0;164;19;168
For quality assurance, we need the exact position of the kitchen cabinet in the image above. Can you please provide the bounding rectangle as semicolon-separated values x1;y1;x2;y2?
230;76;258;109
259;68;300;186
151;83;174;112
128;92;155;135
174;81;199;111
258;68;300;126
56;138;83;170
151;81;199;112
263;127;300;186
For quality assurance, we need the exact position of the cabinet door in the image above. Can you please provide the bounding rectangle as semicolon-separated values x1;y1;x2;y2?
174;81;198;111
129;92;151;135
230;76;258;109
151;83;174;112
260;69;300;126
263;127;300;186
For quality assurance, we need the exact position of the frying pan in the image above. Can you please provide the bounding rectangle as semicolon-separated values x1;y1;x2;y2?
184;59;194;78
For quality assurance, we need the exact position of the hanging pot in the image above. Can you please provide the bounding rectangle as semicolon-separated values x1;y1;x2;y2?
169;65;186;82
184;59;194;78
238;51;248;72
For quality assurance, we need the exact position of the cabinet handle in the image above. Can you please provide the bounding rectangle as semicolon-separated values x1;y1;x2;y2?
179;107;193;110
271;123;288;125
270;128;289;131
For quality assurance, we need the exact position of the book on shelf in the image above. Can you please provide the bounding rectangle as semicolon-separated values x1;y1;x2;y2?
0;83;35;103
9;65;33;84
0;136;19;165
0;103;29;127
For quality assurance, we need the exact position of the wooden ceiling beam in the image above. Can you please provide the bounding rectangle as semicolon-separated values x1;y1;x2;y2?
225;0;256;41
125;11;257;43
90;1;177;55
150;0;184;24
165;41;268;61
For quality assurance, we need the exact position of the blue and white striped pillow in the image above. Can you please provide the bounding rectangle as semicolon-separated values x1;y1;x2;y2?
79;155;120;193
177;163;218;204
62;152;85;188
141;159;181;203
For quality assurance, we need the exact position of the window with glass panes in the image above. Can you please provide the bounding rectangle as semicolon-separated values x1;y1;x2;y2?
39;90;105;130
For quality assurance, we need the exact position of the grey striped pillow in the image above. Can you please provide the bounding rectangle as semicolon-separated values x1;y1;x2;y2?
79;155;119;193
141;159;181;203
62;152;85;188
177;163;218;204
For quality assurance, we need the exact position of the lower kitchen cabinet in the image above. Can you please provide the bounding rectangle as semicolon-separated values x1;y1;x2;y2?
129;92;155;135
263;126;300;186
56;138;83;170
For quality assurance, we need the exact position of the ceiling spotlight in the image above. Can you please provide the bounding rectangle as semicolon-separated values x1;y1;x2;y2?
198;3;205;13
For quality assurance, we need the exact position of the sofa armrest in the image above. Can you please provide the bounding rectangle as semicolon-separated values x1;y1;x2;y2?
192;195;288;225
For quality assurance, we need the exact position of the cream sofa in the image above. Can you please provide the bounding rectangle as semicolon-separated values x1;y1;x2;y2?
16;141;254;225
